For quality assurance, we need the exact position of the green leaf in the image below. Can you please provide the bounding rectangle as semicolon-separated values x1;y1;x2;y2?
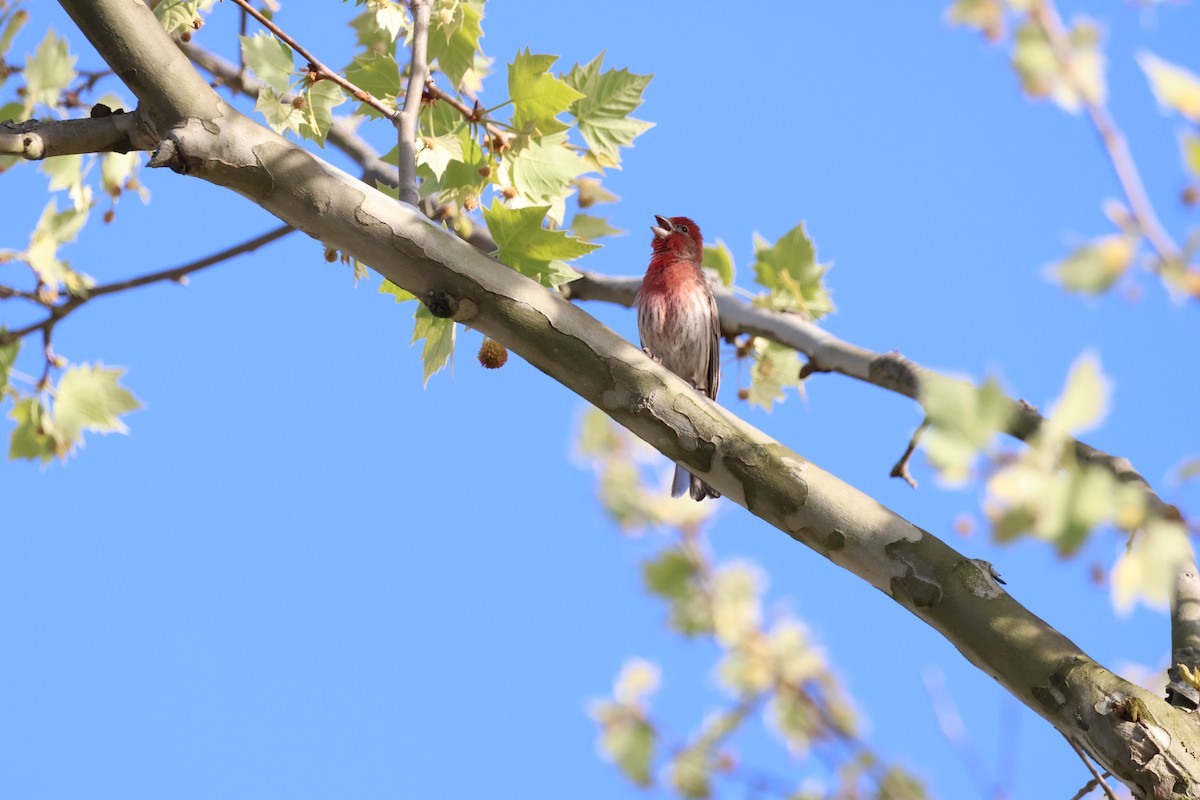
416;133;464;179
748;339;801;411
240;31;295;95
428;0;484;88
563;52;654;169
101;152;149;203
710;563;762;647
703;240;734;286
575;177;618;208
1139;51;1200;124
613;658;660;706
667;747;712;799
508;49;584;138
751;222;834;319
1046;351;1109;436
769;686;821;756
945;0;1004;39
53;363;142;445
1050;235;1134;294
347;8;403;55
643;548;699;600
0;7;29;63
379;279;416;302
41;153;84;205
483;203;598;287
344;52;401;118
1012;18;1105;112
501;132;587;215
598;711;655;787
1112;519;1193;613
253;90;304;136
26;195;94;296
298;80;348;146
920;375;1012;483
1183;133;1200;179
0;336;19;393
411;303;455;386
9;397;56;463
24;28;77;111
570;213;624;242
154;0;200;36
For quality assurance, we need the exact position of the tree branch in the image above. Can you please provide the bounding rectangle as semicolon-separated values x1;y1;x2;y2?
53;2;1200;792
226;0;398;121
397;0;430;207
562;272;1182;527
0;108;154;159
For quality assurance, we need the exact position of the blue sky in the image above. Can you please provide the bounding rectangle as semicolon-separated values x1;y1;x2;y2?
3;2;1199;798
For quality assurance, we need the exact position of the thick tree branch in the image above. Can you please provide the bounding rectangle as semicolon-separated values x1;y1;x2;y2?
0;109;154;158
562;272;1182;527
397;0;430;207
55;2;1200;793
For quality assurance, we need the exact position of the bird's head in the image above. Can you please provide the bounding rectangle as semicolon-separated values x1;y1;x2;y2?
650;215;703;262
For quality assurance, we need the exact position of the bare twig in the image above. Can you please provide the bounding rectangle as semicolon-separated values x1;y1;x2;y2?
397;0;431;207
891;419;929;489
1031;0;1182;269
226;0;398;120
1063;736;1119;800
424;80;511;151
0;225;295;347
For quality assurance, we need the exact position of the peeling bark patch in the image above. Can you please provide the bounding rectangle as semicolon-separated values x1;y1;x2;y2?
953;559;1007;599
869;352;919;397
891;570;943;607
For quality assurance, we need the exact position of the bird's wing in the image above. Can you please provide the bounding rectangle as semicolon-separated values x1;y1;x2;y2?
705;283;720;401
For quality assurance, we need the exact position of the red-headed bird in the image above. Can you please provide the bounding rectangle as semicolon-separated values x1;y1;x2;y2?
636;214;721;501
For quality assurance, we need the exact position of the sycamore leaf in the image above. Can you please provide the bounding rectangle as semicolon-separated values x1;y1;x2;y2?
945;0;1005;40
747;339;801;411
348;10;398;55
428;0;484;88
344;52;401;118
379;279;417;302
0;6;29;64
1050;235;1134;294
0;336;19;393
1011;17;1105;112
297;80;347;146
563;52;654;169
1113;519;1194;614
668;747;712;799
9;397;56;463
24;28;77;111
711;562;762;648
240;31;295;95
703;240;735;286
154;0;200;36
254;90;304;136
411;304;455;386
751;222;834;319
594;705;655;787
570;213;624;241
1139;51;1200;123
41;153;84;208
508;49;584;139
53;363;142;447
614;658;660;707
575;177;618;208
483;203;598;287
26;194;94;297
1046;352;1109;436
500;132;588;217
921;375;1012;484
416;133;464;179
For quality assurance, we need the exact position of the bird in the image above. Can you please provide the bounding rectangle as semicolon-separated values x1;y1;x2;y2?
635;214;721;501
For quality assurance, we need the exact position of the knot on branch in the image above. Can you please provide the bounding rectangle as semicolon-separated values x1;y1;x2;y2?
421;289;477;322
147;137;187;174
868;351;920;397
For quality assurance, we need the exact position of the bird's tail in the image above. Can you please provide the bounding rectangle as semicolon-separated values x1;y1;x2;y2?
672;464;720;502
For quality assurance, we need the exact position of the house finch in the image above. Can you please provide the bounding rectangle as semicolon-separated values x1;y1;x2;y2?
636;214;721;501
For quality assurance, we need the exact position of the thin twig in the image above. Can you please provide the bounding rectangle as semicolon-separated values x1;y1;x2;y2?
0;225;295;347
1063;736;1120;800
424;79;511;150
397;0;431;207
891;419;929;489
226;0;398;120
1032;0;1181;269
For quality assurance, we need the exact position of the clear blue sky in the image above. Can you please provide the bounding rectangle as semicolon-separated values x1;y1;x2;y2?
3;2;1199;798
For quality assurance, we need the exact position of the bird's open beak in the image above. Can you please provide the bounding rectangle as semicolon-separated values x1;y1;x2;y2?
651;214;673;239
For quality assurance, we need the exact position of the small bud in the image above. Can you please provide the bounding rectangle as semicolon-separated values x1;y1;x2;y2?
180;30;192;42
478;166;491;178
477;338;508;369
103;209;115;224
1182;185;1199;207
500;186;517;199
463;195;479;212
324;248;338;263
292;96;306;110
737;388;750;401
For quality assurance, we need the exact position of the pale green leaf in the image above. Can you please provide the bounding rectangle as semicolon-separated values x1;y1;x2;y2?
253;90;303;136
240;31;295;95
703;240;734;286
348;8;401;55
9;397;56;463
508;49;584;138
945;0;1004;39
570;213;624;241
1139;51;1200;123
379;279;417;302
344;52;401;117
416;132;464;179
0;336;19;393
751;222;834;319
597;710;655;787
24;29;77;110
667;747;712;799
26;194;93;295
53;363;142;445
613;658;660;706
1046;351;1109;435
1183;133;1200;178
101;152;149;203
483;203;598;287
501;132;587;208
769;687;820;756
921;375;1012;483
428;0;484;88
1112;519;1194;613
748;339;801;411
411;304;455;386
563;52;654;168
1012;18;1104;112
575;177;618;208
297;80;347;146
1050;235;1134;294
0;7;29;63
711;562;762;647
154;0;200;36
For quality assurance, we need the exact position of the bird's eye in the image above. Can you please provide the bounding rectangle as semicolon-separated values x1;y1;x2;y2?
678;225;689;233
